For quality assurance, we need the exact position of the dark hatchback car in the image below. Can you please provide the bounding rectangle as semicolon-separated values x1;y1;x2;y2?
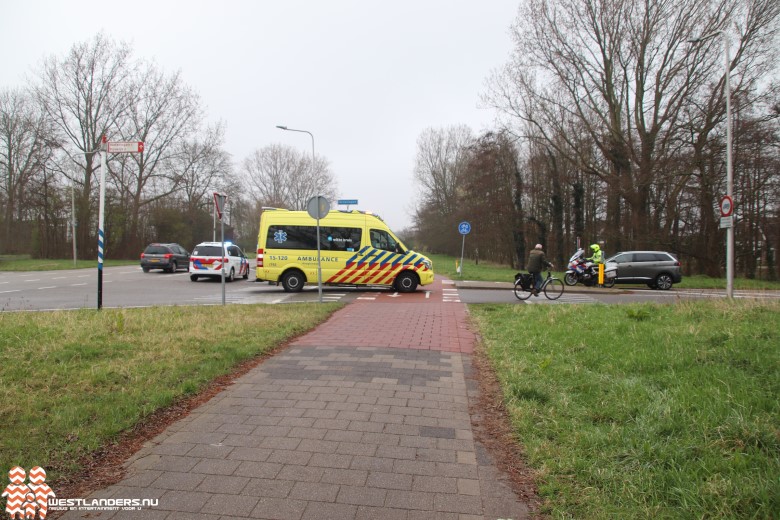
140;243;190;273
606;251;682;290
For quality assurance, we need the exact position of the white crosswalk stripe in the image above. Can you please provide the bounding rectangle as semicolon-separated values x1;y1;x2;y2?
524;293;599;304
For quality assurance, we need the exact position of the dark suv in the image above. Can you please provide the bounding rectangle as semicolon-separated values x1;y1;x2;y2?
140;243;190;273
606;251;682;290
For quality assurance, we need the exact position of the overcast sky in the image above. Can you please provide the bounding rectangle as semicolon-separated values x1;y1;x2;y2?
0;0;518;232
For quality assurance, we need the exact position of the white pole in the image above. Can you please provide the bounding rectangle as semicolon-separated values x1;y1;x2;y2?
71;183;77;266
724;35;734;299
97;139;107;310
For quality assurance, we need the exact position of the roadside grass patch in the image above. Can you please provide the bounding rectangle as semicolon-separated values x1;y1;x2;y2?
0;257;137;271
470;300;779;519
427;252;780;289
0;303;339;482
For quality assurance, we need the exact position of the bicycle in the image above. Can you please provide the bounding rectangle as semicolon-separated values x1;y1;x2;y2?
514;271;564;301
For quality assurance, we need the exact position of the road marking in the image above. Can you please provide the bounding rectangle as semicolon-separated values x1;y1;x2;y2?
52;277;67;280
0;290;20;294
24;279;41;282
425;291;430;299
38;286;56;290
357;297;376;300
70;283;87;286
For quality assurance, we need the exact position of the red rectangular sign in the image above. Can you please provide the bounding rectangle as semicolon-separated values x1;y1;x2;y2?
107;141;144;153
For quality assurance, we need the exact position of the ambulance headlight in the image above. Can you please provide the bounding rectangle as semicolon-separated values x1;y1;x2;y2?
422;259;432;270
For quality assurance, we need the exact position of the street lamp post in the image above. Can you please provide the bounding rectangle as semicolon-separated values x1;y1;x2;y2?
276;125;324;302
691;29;734;298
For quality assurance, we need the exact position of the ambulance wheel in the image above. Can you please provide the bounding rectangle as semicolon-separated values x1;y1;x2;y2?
394;272;418;293
282;270;305;292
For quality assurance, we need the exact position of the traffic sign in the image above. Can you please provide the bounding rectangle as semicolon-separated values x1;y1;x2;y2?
719;195;733;217
213;192;227;220
107;141;144;153
337;199;358;205
307;196;330;220
458;221;471;235
720;216;733;229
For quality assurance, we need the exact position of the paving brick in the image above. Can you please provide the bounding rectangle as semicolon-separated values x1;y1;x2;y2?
320;468;368;486
301;501;358;520
157;489;210;512
241;478;294;498
151;471;205;491
288;481;340;502
251;497;307;520
366;471;413;491
385;490;435;511
266;449;313;466
190;458;241;476
200;493;259;516
354;505;408;520
195;475;249;494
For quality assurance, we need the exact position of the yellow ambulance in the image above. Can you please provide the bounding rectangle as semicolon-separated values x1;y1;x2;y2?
256;208;434;292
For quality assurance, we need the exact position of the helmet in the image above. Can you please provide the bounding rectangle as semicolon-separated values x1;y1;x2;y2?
590;244;600;252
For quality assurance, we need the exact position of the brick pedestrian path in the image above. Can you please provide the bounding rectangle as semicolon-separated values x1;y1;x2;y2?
61;278;530;519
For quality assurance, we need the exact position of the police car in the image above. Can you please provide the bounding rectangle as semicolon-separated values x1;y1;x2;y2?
189;241;250;282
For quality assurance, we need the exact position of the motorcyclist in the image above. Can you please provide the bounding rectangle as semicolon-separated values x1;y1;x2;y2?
585;243;603;263
583;243;603;278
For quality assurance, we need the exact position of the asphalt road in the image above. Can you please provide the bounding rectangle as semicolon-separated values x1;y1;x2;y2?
1;267;777;312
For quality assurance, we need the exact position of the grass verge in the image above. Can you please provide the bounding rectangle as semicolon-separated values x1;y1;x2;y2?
470;300;779;519
428;252;780;289
0;303;339;483
0;256;137;271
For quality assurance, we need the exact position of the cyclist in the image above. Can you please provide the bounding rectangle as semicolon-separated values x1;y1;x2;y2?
527;244;553;296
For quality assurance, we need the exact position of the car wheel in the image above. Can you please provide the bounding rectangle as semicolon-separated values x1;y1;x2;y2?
190;274;198;282
655;273;674;290
564;272;578;286
169;261;177;273
602;278;616;288
243;268;249;280
142;266;150;273
394;271;418;293
282;270;305;292
226;268;235;282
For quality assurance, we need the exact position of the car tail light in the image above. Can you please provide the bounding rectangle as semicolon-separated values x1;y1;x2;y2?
257;248;264;268
140;253;145;259
164;253;173;259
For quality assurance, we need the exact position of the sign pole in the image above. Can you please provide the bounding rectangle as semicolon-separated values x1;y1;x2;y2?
457;221;471;278
97;137;107;309
221;207;226;306
460;235;465;278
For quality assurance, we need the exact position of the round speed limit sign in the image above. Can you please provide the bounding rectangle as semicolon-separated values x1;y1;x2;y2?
719;195;733;217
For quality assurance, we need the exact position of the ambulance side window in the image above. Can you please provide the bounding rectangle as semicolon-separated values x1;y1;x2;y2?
370;229;403;253
323;227;362;252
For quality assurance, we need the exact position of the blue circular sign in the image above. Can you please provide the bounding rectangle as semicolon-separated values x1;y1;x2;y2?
458;221;471;235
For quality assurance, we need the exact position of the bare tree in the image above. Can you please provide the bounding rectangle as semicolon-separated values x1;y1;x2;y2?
33;33;135;259
413;125;474;218
242;143;337;210
485;0;780;260
0;88;56;253
110;63;203;255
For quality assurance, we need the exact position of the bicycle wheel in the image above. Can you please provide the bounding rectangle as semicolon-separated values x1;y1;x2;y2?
514;280;533;300
544;277;565;300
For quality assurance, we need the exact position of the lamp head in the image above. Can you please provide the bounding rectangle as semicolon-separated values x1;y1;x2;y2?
276;125;288;130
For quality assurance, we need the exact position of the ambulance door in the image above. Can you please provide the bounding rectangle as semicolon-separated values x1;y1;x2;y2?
320;226;364;284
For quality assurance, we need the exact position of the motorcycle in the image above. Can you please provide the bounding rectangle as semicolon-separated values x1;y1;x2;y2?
564;249;617;287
